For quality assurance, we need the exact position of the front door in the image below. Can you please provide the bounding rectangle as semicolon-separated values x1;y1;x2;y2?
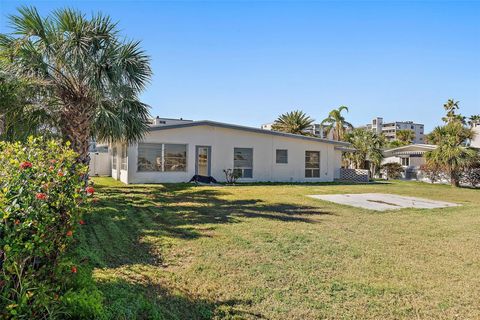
195;146;211;176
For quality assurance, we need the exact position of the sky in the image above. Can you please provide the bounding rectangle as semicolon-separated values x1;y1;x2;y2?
1;1;479;132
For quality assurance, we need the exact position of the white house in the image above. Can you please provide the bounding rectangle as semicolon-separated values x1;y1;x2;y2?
382;144;437;179
110;119;350;184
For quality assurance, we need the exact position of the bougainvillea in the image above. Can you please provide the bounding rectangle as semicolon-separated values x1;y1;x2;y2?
0;137;91;318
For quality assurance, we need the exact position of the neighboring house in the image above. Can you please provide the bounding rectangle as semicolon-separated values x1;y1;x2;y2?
110;118;349;184
471;121;480;148
261;122;334;139
382;144;437;179
363;117;425;144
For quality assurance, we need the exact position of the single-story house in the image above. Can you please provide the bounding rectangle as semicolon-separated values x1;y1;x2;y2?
109;119;350;184
382;144;437;179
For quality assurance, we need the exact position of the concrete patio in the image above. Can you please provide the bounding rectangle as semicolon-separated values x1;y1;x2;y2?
309;193;460;211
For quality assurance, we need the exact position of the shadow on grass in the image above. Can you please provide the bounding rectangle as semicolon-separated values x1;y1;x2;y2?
75;182;331;319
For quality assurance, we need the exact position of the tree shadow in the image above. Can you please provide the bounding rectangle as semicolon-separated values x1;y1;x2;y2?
77;181;332;319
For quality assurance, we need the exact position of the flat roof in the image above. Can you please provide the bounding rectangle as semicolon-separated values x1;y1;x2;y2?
149;120;351;146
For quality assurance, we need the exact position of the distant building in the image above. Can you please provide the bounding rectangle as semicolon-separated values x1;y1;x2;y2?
364;117;425;144
382;144;437;180
261;122;333;139
471;121;480;148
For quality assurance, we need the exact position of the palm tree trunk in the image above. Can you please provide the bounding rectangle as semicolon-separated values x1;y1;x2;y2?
60;103;93;166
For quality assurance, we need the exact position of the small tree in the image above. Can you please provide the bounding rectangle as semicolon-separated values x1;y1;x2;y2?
381;162;404;180
321;105;353;141
223;169;240;184
271;110;315;135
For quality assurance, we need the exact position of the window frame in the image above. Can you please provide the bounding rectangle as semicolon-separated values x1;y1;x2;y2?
401;157;410;167
137;143;188;173
233;147;253;178
305;150;320;178
275;149;288;164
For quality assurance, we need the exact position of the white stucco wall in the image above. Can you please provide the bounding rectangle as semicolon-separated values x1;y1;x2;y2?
111;125;341;184
472;126;480;148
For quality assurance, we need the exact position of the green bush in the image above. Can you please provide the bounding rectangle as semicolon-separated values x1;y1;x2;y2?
0;137;92;318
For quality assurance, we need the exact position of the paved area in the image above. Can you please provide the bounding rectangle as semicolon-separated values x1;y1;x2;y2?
308;193;460;211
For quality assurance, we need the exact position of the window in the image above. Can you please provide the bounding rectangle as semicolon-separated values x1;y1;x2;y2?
137;143;187;172
276;149;288;164
120;144;127;170
234;148;253;178
401;157;410;166
164;144;187;172
112;147;117;170
305;151;320;178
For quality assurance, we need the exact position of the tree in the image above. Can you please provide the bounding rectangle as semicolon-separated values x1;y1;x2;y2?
321;105;353;141
425;122;477;187
344;128;385;177
468;114;480;127
442;99;465;125
0;72;57;141
419;162;444;184
271;110;315;135
396;129;415;144
0;7;152;165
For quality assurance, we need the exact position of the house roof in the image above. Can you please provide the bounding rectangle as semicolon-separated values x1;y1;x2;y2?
383;144;437;156
149;120;351;146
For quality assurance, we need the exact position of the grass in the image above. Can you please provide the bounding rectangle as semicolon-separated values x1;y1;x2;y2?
73;177;480;319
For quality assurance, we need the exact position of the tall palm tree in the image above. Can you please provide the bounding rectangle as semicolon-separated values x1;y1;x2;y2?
442;99;465;124
271;110;315;135
425;122;477;187
321;106;353;141
0;7;152;165
396;129;415;144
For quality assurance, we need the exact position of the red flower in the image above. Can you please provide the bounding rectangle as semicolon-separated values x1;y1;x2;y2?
14;219;20;225
66;230;73;237
79;220;85;225
35;193;47;200
50;159;57;164
57;171;64;177
48;166;54;171
85;186;95;195
71;266;77;273
20;161;32;169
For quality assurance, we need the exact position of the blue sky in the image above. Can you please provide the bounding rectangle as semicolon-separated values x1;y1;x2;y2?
1;1;479;132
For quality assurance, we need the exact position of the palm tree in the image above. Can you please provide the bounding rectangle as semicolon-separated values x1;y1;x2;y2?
468;114;480;127
0;7;152;165
271;110;315;135
344;128;385;177
442;99;465;124
425;122;477;187
321;106;353;141
396;129;415;144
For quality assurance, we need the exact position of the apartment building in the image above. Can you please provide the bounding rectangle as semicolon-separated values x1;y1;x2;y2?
364;117;425;143
261;122;334;139
471;121;480;148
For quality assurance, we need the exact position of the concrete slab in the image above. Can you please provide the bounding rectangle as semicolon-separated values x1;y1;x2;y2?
308;193;460;211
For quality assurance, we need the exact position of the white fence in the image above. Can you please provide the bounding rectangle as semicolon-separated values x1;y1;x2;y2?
89;152;111;176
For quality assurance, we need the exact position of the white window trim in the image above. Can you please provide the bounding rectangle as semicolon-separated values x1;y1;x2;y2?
234;147;254;179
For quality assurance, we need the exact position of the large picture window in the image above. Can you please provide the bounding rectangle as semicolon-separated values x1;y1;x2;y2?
234;148;253;178
112;146;117;170
276;149;288;164
120;144;127;170
137;143;187;172
305;151;320;178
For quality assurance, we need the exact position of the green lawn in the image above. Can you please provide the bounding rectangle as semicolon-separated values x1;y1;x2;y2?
74;178;480;319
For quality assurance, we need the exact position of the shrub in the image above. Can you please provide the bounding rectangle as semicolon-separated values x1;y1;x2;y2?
0;137;91;318
461;162;480;188
419;162;445;184
380;162;404;180
223;169;240;184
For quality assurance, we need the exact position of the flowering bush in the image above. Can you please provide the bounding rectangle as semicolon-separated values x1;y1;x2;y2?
0;137;91;318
